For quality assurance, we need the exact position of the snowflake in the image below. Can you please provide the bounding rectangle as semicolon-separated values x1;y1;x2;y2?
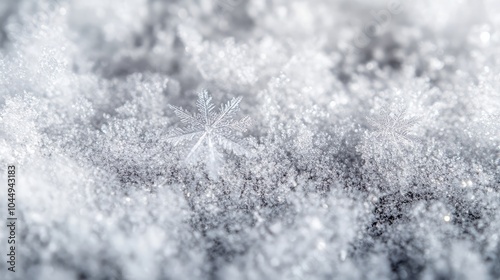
167;89;251;176
367;107;421;145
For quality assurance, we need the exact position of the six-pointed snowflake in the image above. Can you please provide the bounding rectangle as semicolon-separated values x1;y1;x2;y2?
167;89;251;175
367;107;421;145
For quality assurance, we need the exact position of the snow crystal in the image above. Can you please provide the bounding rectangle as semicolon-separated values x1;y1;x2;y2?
0;1;499;280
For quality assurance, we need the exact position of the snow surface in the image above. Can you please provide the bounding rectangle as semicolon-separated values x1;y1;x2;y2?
0;0;499;279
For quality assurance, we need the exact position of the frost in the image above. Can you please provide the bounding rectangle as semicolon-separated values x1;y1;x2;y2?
1;1;500;280
367;106;421;146
167;89;251;178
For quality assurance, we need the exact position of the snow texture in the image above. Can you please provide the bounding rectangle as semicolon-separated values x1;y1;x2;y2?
0;0;499;280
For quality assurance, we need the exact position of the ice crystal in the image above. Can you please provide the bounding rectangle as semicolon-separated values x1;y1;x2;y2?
2;1;500;280
167;89;251;177
367;106;421;146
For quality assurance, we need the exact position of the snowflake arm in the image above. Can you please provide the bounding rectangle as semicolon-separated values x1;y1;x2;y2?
216;134;249;156
186;131;210;160
396;116;420;134
168;104;203;127
212;96;243;128
228;115;252;132
196;89;215;125
207;136;223;167
166;128;204;145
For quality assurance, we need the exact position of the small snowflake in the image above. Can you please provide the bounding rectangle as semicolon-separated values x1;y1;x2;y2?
167;89;251;176
367;107;421;145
